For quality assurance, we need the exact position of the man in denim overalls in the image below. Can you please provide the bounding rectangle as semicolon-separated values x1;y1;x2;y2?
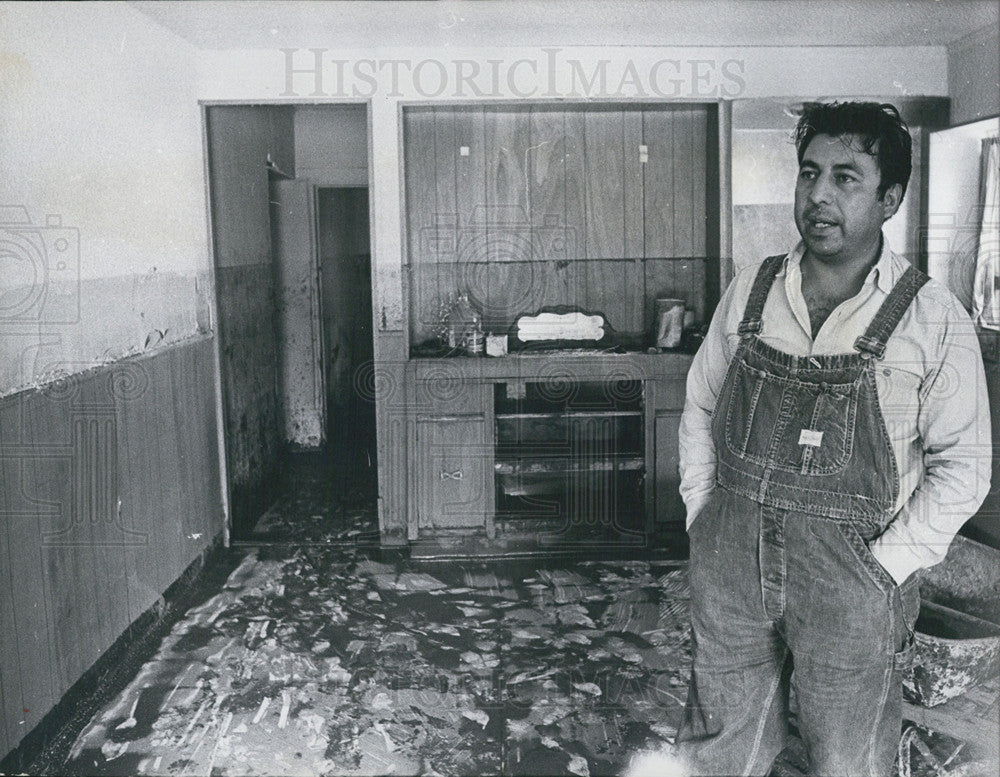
676;102;991;775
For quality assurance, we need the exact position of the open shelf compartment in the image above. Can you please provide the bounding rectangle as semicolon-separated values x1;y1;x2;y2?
493;379;647;543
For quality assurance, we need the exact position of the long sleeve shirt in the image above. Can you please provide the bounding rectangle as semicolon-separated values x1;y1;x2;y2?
679;238;992;586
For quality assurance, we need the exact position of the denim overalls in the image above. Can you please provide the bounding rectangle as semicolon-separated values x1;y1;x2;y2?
677;255;926;777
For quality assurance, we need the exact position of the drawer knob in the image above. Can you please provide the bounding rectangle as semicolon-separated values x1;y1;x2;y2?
440;469;464;481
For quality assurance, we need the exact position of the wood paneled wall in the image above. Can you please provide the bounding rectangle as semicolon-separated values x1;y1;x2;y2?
404;103;718;345
0;337;223;759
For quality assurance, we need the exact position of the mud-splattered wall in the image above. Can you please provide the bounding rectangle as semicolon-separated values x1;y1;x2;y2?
0;4;211;397
0;337;223;759
205;105;295;538
0;5;225;761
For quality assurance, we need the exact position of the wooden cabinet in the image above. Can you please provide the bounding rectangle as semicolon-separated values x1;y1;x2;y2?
642;107;710;257
403;102;719;348
415;417;489;533
409;375;490;537
401;101;715;551
405;354;693;550
651;375;688;529
405;103;714;261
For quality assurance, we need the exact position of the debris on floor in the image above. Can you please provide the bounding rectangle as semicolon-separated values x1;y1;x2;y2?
50;457;997;776
249;453;379;545
61;546;692;776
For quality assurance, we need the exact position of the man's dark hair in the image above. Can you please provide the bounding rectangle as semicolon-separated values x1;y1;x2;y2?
794;101;912;201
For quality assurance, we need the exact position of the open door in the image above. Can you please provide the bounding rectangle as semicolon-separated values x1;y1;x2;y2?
926;116;1000;548
271;178;326;449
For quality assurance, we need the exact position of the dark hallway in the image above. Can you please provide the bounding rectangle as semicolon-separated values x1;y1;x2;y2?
247;452;378;545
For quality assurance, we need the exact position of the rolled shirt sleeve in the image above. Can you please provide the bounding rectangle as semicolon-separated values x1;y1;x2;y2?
869;301;993;586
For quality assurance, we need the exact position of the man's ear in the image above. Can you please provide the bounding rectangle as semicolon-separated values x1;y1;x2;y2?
880;183;903;221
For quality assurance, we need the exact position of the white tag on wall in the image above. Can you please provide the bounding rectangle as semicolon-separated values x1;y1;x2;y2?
799;429;824;447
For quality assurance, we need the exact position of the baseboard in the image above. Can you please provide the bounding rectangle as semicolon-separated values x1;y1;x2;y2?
0;532;231;774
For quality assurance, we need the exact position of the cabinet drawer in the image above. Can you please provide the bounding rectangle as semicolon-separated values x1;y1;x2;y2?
417;419;488;529
414;373;486;415
653;377;687;411
655;411;685;523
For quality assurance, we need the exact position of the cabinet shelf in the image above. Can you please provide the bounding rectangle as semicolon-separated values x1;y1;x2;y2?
495;455;645;476
403;102;720;355
406;355;689;550
494;410;643;421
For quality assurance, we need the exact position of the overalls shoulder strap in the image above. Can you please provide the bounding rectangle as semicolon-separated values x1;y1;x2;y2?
737;254;786;336
854;265;930;358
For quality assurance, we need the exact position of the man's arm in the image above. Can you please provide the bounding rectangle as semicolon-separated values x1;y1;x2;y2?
678;277;741;529
869;300;992;585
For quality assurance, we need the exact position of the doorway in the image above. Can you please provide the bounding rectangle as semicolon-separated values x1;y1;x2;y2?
316;187;376;498
203;102;374;541
248;183;377;543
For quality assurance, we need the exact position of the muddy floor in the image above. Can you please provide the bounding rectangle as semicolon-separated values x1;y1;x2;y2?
61;545;692;776
50;455;983;777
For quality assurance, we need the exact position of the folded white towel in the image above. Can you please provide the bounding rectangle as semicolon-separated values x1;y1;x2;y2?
516;312;605;341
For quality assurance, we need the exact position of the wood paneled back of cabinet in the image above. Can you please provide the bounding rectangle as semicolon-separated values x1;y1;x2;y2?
403;103;719;348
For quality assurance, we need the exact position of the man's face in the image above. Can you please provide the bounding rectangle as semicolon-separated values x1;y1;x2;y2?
794;133;901;266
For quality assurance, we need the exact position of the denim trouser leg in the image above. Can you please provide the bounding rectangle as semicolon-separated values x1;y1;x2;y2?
677;491;791;777
785;514;917;777
678;492;917;777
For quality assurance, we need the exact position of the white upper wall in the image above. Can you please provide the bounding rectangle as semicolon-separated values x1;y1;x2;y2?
0;2;208;393
927;116;1000;307
198;45;949;102
293;104;368;186
0;2;208;281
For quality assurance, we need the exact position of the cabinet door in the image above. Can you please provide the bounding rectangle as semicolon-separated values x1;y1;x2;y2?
415;378;486;416
578;108;644;331
655;411;686;526
272;179;325;447
642;106;710;258
417;418;488;530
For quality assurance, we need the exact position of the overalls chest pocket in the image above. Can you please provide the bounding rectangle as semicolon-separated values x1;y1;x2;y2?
722;359;861;475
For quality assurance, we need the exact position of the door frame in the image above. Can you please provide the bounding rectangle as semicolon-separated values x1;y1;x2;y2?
199;100;375;545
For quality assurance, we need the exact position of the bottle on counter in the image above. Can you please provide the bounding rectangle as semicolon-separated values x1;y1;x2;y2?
447;293;472;351
441;292;459;350
467;313;485;356
445;293;481;355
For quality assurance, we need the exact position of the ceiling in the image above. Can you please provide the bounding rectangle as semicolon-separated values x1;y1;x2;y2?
131;0;999;51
